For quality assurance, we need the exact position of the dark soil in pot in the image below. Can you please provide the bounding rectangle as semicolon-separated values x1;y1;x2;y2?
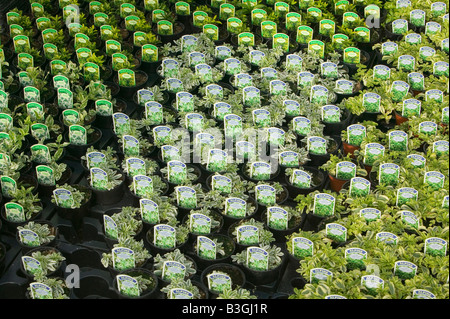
322;108;353;136
64;127;103;158
200;263;246;298
237;249;287;286
284;166;326;199
304;135;342;167
261;210;303;243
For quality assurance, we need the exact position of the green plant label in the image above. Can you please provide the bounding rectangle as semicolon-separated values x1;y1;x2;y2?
425;22;441;35
113;112;131;135
103;215;118;240
53;75;70;91
58;88;74;110
379;163;400;186
50;60;67;75
36;17;50;31
175;186;197;209
116;274;140;298
394;261;417;280
313;193;335;217
347;124;366;147
310;85;328;105
133;175;153;199
251;9;267;25
376;232;398;245
354;27;370;43
404;33;422;45
398;55;415;72
285;13;301;32
319;19;335;37
235;141;255;161
296;26;313;44
389;131;408;151
134;31;147;47
425;89;443;103
402;99;421;118
381;42;398;56
291;169;311;188
396;0;411;8
225;197;246;218
392;19;408;34
74;33;91;51
112;247;135;271
29;282;53;299
0;176;17;198
0;92;6;111
307;7;322;22
406;154;426;168
361;275;384;293
273;33;290;52
93;12;108;28
174;1;190;16
332;34;349;51
53;188;74;209
269;80;287;96
345;248;367;269
21;256;43;276
320;62;338;79
400;210;419;229
99;25;113;41
169;288;193;299
255;185;276;206
396;187;418;206
207;272;232;294
69;125;87;145
267;207;288;230
42;28;58;44
419;46;436;62
419;121;438;136
167;160;187;185
140;199;159;225
336;161;356;180
433;140;449;157
298;0;313;9
310;268;333;284
31;144;51;164
297;72;314;89
249;50;265;67
203;24;219;41
424;237;447;257
17;71;33;87
84;62;100;82
261;21;277;39
17;53;33;70
105;40;121;56
267;127;285;147
349;177;370;197
322;105;340;123
343;47;360;64
291;237;313;259
111;53;128;72
13;35;30;53
250;162;271;181
0;153;11;171
227;17;243;34
23;86;41;103
5;202;25;223
0;113;12;132
391;81;409;102
190;213;212;235
207;149;227;173
36;165;55;187
192;10;207;27
211;175;232;194
138;45;158;64
336;79;354;94
6;11;20;25
413;289;436;299
206;84;223;99
122;135;140;157
154;224;176;249
283;100;301;117
162;261;186;282
279;151;298;168
219;3;235;20
364;4;380;18
307;136;327;155
442;107;449;125
335;0;349;14
215;46;232;60
151;9;165;23
360;208;381;222
94;99;113;117
86;152;106;169
246;247;269;271
424;171;445;190
342;12;359;28
120;3;135;18
213;102;232;121
118;69;136;87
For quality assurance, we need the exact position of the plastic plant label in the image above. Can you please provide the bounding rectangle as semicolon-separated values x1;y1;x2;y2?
336;79;354;95
0;113;13;132
196;64;213;82
379;163;400;186
310;268;333;284
246;247;269;271
347;124;366;147
175;186;197;209
419;121;438;136
162;261;186;282
250;162;272;181
425;22;441;35
207;272;232;294
143;102;163;126
419;46;436;62
236;225;259;245
153;224;177;249
207;149;227;173
279;151;299;168
195;236;216;260
161;59;179;78
343;47;360;64
307;7;322;22
283;100;301;117
396;0;411;8
255;185;276;206
394;261;417;280
62;110;80;127
211;175;232;194
269;80;287;97
335;0;349;14
406;154;426;168
69;125;87;146
424;237;447;257
308;40;325;58
267;207;288;230
36;165;55;187
50;60;67;76
112;247;135;271
291;169;311;188
169;288;193;299
220;3;235;20
297;72;314;89
190;213;212;235
206;84;223;99
381;42;398;56
389;130;408;151
53;75;70;91
225;198;246;218
251;9;267;26
137;89;154;107
118;69;136;87
313;193;335;217
332;34;350;51
398;55;415;72
345;248;367;269
24;86;41;103
113;112;131;135
413;289;436;299
285;54;302;72
407;72;424;91
126;158;146;178
307;136;327;155
30;282;53;299
18;53;33;70
441;107;449;125
433;61;449;77
181;35;197;53
267;127;285;147
297;26;313;44
336;161;356;180
392;19;408;34
4;202;25;223
431;2;446;16
188;52;205;68
326;223;347;242
441;38;449;54
310;85;328;105
404;33;421;45
203;24;219;41
84;62;100;82
21;256;43;276
116;275;140;298
167;161;187;185
195;133;215;150
360;208;381;222
161;145;180;163
401;210;419;229
261;21;277;39
365;4;380;18
152;9;165;23
396;187;418;206
320;62;338;79
433;140;449;157
261;67;277;81
349;177;370;197
58;88;74;110
236;141;255;161
140;199;159;225
215;46;232;60
443;195;449;209
319;19;335;37
354;27;370;43
342;12;359;28
13;35;30;53
224;58;241;75
376;232;398;245
322;105;340;123
244;87;261;108
424;171;445;190
286;13;302;31
361;275;384;293
425;89;443;103
175;92;193;113
213;102;232;121
90;167;108;191
103;215;118;240
31;144;51;165
53;188;74;209
86;152;106;169
402;99;421;118
185;113;203;132
291;237;313;259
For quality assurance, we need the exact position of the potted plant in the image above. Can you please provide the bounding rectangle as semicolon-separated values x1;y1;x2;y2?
21;246;66;280
113;268;159;299
152;248;197;288
16;220;58;253
200;263;247;298
103;206;144;249
26;274;70;299
160;277;208;299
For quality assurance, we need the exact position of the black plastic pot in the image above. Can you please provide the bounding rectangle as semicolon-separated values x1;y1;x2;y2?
64;127;103;159
189;233;236;272
145;227;189;257
322;108;353;138
301;211;334;232
200;263;246;298
261;209;303;243
0;202;43;235
113;70;149;99
36;166;73;198
113;268;160;299
15;220;59;254
71;275;115;299
20;246;65;281
284;167;326;199
90;176;125;207
93;98;128;129
153;22;186;44
304;135;342;167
